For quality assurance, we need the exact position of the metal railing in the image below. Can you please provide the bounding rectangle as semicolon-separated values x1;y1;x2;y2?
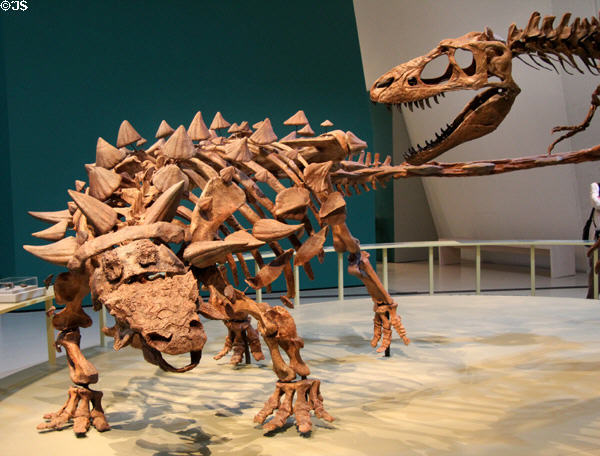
244;240;598;305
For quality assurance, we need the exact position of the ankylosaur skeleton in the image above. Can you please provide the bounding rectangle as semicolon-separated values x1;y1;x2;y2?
26;11;600;436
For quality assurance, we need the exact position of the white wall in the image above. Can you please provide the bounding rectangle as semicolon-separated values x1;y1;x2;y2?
354;0;600;269
392;108;438;261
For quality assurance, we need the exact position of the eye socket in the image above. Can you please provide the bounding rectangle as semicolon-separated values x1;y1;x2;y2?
407;77;418;86
375;76;394;89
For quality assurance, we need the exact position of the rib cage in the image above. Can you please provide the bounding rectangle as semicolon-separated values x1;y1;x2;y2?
25;114;393;302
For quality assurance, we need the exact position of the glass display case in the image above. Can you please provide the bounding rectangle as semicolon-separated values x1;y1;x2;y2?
0;276;45;302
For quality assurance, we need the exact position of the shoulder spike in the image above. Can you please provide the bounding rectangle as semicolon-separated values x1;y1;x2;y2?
23;237;78;266
143;180;185;224
68;190;118;235
32;219;69;241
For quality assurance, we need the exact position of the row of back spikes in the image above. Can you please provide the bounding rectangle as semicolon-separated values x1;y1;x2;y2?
96;111;370;167
114;110;338;150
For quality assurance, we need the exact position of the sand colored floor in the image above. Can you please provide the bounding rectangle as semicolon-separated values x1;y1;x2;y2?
1;295;600;455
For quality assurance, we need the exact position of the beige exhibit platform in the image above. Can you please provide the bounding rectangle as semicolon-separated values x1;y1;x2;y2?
1;295;600;455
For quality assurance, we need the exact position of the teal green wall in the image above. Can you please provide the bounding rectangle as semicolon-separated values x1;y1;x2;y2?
0;0;374;291
371;104;395;262
0;18;14;277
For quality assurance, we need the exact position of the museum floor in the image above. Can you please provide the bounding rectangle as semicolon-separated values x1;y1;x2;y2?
1;261;600;455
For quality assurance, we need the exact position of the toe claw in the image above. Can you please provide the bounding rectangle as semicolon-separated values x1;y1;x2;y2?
37;386;109;435
258;379;332;434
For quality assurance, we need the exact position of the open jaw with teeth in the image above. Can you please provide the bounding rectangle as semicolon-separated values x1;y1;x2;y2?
90;239;207;372
398;86;517;165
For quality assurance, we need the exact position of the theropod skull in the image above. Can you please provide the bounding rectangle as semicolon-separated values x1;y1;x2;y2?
370;30;521;165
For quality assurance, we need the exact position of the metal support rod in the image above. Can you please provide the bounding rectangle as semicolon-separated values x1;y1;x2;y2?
338;252;344;302
242;331;251;364
99;304;106;347
428;246;434;295
384;310;391;357
530;246;536;296
294;264;300;307
45;297;56;365
475;245;481;295
383;248;389;292
255;262;262;302
594;248;599;300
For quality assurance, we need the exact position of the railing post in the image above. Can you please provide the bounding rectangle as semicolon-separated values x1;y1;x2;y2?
428;246;434;295
255;262;262;302
338;252;344;302
530;245;536;296
294;264;300;307
475;245;481;295
99;304;106;347
383;248;388;292
594;248;599;300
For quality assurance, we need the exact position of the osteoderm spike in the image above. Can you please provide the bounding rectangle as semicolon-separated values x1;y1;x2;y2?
144;181;185;224
23;237;78;267
116;120;142;148
68;190;118;235
32;220;69;241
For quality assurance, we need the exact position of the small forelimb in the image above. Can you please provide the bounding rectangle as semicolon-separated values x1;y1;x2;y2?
548;85;600;154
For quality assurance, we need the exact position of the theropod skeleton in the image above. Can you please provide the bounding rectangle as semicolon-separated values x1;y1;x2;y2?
25;11;600;437
371;11;600;169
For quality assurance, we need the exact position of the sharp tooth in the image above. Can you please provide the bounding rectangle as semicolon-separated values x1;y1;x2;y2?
407;102;414;112
425;98;432;108
433;95;439;104
435;132;441;140
418;99;425;110
441;92;446;98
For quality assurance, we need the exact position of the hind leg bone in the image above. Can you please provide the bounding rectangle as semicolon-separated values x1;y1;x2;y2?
331;222;410;352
